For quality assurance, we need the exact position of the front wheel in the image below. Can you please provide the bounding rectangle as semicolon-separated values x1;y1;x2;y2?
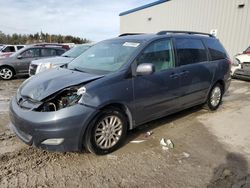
84;108;128;155
206;83;223;111
0;67;14;80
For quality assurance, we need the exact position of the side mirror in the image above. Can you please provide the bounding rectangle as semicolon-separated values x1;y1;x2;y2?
136;63;155;76
17;55;23;59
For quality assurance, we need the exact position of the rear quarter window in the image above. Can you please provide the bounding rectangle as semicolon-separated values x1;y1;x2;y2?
175;38;207;66
203;38;227;61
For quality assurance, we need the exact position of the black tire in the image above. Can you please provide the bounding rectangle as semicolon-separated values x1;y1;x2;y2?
0;66;14;80
84;108;128;155
206;83;223;111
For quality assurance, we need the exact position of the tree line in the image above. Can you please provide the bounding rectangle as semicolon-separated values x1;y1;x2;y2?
0;31;90;45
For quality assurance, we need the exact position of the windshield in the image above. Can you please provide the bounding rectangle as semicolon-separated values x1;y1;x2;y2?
62;45;91;58
67;40;140;74
0;45;3;51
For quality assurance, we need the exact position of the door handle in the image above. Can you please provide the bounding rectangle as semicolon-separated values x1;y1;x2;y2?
169;73;179;79
179;70;189;76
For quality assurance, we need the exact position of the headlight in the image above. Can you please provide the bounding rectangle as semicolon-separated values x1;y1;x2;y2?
37;86;86;112
36;63;54;74
232;58;240;66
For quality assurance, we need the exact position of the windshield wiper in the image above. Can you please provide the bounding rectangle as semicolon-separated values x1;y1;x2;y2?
62;55;71;58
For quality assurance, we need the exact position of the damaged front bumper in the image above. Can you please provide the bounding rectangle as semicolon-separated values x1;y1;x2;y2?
9;96;96;152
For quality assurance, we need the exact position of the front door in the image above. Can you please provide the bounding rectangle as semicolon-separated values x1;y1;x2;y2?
132;38;181;125
17;48;40;74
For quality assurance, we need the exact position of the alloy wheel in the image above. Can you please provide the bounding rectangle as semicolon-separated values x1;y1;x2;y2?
0;68;13;80
94;115;123;149
210;86;221;107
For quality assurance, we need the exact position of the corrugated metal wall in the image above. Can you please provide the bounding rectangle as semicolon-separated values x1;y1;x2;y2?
120;0;250;58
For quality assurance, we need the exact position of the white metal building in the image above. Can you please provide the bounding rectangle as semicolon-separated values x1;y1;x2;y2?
120;0;250;57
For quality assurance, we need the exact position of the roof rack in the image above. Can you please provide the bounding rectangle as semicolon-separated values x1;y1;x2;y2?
157;30;214;37
33;43;70;50
119;33;144;37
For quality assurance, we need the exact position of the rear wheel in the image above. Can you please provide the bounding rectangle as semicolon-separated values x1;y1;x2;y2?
206;83;223;111
0;67;14;80
84;108;128;155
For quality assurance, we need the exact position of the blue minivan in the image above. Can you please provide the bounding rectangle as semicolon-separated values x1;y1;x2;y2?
9;31;231;155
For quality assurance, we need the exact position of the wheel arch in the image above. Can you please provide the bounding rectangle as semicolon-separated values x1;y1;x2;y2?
79;102;134;151
98;103;134;130
215;80;225;94
0;65;16;75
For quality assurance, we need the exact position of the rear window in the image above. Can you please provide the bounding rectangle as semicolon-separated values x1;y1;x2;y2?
203;38;227;61
176;38;207;66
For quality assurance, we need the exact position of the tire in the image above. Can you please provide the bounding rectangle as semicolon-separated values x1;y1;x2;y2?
0;66;14;80
84;108;128;155
206;83;223;111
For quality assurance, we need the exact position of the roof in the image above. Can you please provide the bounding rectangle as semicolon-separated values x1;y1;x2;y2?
119;0;168;16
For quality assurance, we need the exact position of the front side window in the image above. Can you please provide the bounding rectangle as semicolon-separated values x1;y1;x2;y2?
137;39;174;72
68;40;140;74
176;38;207;66
21;48;40;58
2;46;15;52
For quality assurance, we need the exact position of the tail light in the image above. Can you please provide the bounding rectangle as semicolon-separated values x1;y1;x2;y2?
243;51;250;54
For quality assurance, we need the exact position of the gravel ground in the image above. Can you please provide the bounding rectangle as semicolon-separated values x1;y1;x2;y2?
0;78;250;188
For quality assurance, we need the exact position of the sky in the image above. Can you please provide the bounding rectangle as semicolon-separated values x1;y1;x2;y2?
0;0;156;42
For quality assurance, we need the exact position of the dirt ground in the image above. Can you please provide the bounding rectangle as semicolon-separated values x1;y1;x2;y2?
0;78;250;188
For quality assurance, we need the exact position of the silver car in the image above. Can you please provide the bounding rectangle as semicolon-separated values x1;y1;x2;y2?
29;44;93;76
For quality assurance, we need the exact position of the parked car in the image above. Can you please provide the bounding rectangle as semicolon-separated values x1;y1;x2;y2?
29;44;93;76
231;45;250;79
0;45;66;80
9;31;231;155
0;45;25;59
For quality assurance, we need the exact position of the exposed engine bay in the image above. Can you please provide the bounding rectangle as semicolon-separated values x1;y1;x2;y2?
37;87;82;112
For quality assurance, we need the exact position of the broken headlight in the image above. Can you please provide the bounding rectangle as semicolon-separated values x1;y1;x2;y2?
38;86;86;112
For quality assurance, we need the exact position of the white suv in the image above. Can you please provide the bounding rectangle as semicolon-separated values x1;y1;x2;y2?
0;45;25;59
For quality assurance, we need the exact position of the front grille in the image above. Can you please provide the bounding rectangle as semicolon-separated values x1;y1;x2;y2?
243;62;250;70
29;64;38;76
16;94;42;110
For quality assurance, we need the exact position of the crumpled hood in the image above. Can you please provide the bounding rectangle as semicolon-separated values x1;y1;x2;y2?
19;68;103;101
32;56;74;66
